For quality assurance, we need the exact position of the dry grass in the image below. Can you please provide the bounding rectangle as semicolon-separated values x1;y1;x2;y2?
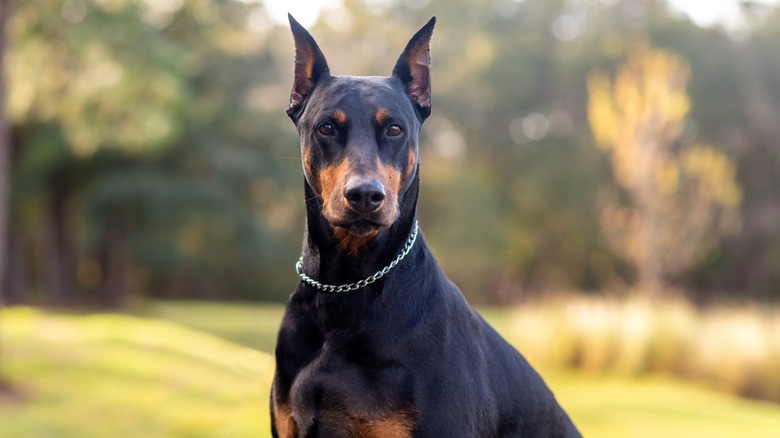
504;296;780;402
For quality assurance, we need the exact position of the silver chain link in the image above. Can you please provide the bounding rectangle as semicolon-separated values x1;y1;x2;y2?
295;221;419;293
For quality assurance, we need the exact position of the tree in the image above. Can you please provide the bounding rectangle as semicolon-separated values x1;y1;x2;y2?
6;0;301;305
587;43;741;296
0;0;9;291
6;0;201;306
0;0;13;395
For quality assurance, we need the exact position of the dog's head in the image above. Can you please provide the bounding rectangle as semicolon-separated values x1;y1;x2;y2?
287;15;434;253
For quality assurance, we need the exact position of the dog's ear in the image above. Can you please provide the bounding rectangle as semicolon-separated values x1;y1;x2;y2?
392;16;435;120
287;14;330;121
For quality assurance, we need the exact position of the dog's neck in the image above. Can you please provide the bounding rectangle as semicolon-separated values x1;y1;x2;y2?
299;172;420;290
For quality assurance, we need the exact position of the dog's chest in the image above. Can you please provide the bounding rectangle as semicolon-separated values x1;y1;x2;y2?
286;337;416;436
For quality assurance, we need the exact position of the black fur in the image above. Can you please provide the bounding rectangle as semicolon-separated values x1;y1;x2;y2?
271;15;581;438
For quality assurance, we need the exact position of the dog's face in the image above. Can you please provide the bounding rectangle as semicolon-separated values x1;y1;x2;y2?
287;16;434;253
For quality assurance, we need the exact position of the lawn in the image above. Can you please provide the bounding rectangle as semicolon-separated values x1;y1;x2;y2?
0;307;273;438
1;301;779;437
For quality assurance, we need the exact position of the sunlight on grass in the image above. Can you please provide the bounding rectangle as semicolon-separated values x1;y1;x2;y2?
140;300;286;354
0;307;273;438
546;371;780;438
3;302;780;437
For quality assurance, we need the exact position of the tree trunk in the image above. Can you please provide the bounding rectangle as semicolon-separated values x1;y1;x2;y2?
635;135;664;298
0;0;9;297
5;221;25;304
0;0;13;392
97;212;129;309
45;182;75;306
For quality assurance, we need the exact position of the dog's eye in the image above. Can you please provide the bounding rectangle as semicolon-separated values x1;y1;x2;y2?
318;123;334;136
386;125;402;137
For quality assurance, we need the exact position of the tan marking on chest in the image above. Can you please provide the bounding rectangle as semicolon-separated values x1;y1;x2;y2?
375;108;391;125
273;402;298;438
348;410;416;438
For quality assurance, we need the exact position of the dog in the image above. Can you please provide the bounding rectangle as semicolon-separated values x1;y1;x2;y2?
271;14;582;437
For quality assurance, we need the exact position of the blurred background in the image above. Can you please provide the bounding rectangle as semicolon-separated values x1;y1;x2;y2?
1;0;780;436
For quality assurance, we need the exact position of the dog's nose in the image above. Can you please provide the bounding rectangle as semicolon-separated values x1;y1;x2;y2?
344;177;385;213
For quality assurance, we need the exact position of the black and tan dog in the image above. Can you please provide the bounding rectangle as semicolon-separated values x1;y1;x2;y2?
271;15;581;438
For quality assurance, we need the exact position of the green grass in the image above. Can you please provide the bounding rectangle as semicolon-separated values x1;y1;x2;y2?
1;301;780;437
0;307;273;438
139;300;286;353
547;371;780;437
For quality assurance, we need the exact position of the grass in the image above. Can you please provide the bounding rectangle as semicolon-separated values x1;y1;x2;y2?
139;300;286;353
1;300;780;437
549;370;780;437
0;307;273;438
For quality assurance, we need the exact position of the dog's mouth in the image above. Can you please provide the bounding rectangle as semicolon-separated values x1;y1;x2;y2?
334;219;384;237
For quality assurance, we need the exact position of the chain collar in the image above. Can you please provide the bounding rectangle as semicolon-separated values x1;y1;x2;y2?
295;221;419;293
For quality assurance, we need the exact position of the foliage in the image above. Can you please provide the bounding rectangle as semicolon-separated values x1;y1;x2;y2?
8;0;189;155
5;0;780;304
6;0;302;304
587;43;742;295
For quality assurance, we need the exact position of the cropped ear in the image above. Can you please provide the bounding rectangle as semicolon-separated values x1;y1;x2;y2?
287;14;330;121
392;16;435;120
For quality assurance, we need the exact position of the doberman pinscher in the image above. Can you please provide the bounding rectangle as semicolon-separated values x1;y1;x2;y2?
271;15;582;438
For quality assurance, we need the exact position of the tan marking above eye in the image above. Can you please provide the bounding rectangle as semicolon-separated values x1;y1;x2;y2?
333;110;347;125
375;108;391;125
